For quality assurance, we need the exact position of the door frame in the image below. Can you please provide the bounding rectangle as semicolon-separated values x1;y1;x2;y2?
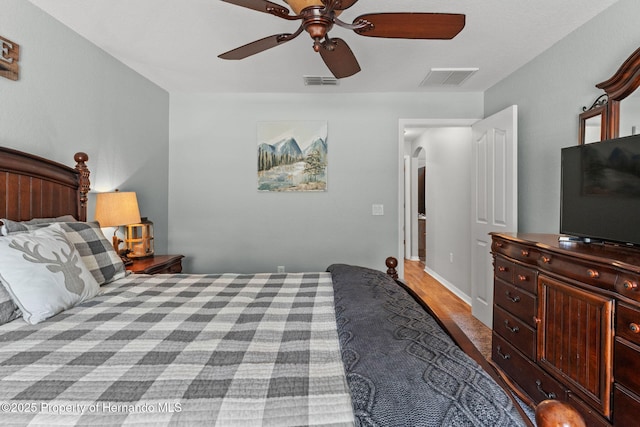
397;118;479;279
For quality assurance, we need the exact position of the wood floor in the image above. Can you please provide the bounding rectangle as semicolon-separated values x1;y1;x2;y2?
403;259;492;360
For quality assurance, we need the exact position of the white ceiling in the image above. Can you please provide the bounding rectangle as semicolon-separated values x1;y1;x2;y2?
28;0;619;94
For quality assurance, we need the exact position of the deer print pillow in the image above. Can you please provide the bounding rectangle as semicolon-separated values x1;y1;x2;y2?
0;223;100;324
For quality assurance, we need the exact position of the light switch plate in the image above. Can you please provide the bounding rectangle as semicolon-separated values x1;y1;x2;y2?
372;204;384;216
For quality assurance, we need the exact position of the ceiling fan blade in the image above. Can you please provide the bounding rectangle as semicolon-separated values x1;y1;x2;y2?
319;38;361;79
222;0;289;16
354;13;465;39
219;34;294;60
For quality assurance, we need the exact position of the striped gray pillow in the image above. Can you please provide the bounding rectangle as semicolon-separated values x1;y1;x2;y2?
1;215;77;235
58;222;127;285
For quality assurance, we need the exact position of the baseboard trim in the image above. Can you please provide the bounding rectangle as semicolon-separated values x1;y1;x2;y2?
422;266;472;306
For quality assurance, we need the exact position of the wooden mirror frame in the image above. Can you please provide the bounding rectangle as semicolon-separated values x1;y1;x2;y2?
580;47;640;144
578;99;607;145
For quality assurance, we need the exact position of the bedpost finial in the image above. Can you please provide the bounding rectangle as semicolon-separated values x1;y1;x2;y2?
74;152;90;222
535;400;585;427
385;257;398;279
74;152;88;163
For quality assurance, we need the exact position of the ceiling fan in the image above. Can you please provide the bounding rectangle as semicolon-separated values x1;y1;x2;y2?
218;0;465;79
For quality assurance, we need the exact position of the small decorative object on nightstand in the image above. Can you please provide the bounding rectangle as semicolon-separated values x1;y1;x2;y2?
126;255;184;275
125;217;154;258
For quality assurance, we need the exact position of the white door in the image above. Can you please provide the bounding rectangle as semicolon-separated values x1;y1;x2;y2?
471;105;518;327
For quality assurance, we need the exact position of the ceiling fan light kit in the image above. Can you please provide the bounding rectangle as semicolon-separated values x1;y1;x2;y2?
285;0;332;15
219;0;465;79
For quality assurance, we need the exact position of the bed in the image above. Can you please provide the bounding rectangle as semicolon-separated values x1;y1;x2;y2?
0;147;578;426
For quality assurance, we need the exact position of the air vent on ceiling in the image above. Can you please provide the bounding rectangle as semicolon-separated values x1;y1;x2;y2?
303;75;339;86
420;68;478;87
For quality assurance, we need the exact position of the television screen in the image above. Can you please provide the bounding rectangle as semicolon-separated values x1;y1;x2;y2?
560;134;640;246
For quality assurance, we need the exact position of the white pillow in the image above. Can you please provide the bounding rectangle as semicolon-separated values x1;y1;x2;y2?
0;223;100;324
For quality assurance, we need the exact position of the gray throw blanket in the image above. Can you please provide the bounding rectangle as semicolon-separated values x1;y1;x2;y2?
328;264;525;427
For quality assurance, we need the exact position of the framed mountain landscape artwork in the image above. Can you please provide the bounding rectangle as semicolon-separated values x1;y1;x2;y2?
257;121;328;192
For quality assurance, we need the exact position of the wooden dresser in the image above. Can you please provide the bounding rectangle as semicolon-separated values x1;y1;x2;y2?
490;233;640;426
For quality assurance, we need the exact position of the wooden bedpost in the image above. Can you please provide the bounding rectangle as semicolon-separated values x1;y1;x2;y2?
385;257;398;279
535;400;586;427
74;152;90;222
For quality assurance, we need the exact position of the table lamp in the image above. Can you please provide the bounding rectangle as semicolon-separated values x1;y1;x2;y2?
94;190;141;256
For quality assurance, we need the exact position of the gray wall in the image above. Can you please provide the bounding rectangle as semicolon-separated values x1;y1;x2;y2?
1;1;170;252
169;92;483;274
485;0;640;233
416;127;473;299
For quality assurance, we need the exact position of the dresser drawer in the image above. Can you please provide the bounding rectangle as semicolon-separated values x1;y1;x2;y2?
165;262;183;274
513;264;537;294
615;273;640;303
492;333;567;403
537;251;617;291
568;395;611;427
616;303;640;346
492;238;539;266
614;385;640;427
493;305;536;359
494;279;536;327
614;338;640;393
494;256;513;283
145;262;182;274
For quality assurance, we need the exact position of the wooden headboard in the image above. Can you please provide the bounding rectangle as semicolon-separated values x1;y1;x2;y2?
0;147;90;222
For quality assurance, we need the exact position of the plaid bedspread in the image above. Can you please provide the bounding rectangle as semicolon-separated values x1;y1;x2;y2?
0;273;354;426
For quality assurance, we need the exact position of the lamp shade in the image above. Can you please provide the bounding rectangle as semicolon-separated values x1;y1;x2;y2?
94;191;141;227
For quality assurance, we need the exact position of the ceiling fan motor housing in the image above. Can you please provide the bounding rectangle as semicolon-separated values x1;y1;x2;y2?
300;6;335;51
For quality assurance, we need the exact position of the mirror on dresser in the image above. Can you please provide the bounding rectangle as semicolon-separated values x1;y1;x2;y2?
579;46;640;144
618;90;640;138
578;101;607;144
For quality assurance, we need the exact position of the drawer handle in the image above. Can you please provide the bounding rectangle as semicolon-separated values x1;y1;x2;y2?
517;274;527;282
498;266;508;273
496;345;511;360
504;320;519;333
505;291;521;303
630;323;640;334
495;242;504;248
535;380;557;400
587;269;599;279
521;249;529;257
623;280;638;291
541;255;551;264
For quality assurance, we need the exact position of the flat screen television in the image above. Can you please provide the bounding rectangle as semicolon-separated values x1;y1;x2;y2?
560;133;640;246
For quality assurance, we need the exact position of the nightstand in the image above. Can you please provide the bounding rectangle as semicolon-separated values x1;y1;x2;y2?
126;255;184;275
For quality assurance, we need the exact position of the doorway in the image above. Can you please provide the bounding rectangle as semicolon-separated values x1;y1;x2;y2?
398;119;477;301
398;107;517;328
417;162;426;263
404;146;426;263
